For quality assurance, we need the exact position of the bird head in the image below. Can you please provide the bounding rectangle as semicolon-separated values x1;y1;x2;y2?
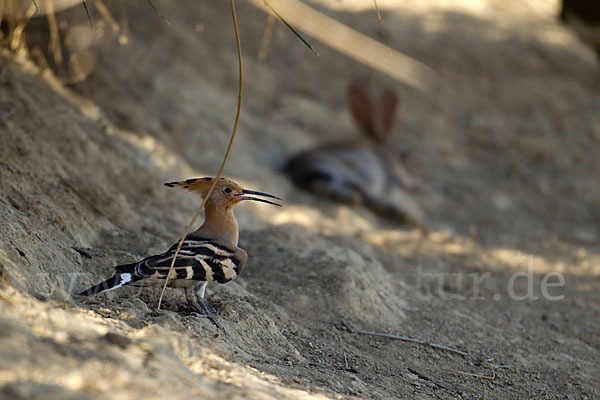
164;177;281;209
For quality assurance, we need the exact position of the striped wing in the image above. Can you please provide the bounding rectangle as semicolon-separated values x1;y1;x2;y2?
117;237;244;284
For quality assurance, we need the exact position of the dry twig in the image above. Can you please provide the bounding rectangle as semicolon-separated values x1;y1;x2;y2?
358;331;469;357
372;0;389;46
441;368;495;380
257;12;275;61
157;0;243;310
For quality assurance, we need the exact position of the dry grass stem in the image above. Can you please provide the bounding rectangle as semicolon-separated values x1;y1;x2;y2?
372;0;389;46
358;331;470;357
157;0;244;311
248;0;437;91
441;368;495;380
95;0;120;34
44;0;63;64
257;11;275;61
9;3;36;50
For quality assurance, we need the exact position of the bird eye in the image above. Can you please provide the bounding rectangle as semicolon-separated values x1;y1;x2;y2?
224;187;232;194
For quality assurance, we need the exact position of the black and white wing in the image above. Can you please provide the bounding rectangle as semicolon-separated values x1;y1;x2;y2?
79;237;246;296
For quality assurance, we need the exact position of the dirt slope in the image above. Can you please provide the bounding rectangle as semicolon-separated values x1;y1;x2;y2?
1;0;599;399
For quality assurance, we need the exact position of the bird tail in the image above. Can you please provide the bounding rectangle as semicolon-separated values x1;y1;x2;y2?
79;269;139;296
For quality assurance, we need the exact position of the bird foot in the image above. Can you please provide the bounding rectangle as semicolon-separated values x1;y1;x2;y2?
190;298;226;333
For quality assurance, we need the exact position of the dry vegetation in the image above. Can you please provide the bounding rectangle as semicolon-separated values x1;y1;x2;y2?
0;0;599;399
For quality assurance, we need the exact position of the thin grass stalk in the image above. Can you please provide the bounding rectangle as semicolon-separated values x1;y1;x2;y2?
157;0;243;309
372;0;389;46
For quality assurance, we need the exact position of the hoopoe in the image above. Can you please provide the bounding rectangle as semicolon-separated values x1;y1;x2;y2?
79;177;281;330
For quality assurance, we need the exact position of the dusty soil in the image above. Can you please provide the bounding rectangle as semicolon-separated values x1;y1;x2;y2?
1;0;599;399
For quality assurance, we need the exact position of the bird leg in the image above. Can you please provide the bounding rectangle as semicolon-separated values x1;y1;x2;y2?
195;281;207;299
193;281;222;316
184;285;226;332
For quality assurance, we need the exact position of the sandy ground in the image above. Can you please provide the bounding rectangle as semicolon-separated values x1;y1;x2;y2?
0;0;599;398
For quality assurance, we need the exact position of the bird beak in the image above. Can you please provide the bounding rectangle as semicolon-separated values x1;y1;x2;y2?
236;189;282;206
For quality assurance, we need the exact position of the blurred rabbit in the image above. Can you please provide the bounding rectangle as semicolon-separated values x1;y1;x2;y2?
284;78;420;226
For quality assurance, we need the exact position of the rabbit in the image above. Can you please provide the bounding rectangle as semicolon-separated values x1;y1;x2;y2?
284;77;420;226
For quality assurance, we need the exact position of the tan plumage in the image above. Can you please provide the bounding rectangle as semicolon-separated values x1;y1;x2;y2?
80;177;281;330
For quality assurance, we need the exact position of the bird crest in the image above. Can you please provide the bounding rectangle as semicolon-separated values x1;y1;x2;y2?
164;177;236;196
164;177;281;207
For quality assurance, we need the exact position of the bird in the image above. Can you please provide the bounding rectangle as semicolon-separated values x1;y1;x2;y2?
79;177;281;330
559;0;600;82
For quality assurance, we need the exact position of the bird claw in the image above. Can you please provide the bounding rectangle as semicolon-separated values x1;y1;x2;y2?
197;300;225;316
190;299;227;333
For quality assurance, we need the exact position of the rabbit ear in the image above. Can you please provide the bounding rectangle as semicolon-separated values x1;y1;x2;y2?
374;89;398;142
348;78;376;139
